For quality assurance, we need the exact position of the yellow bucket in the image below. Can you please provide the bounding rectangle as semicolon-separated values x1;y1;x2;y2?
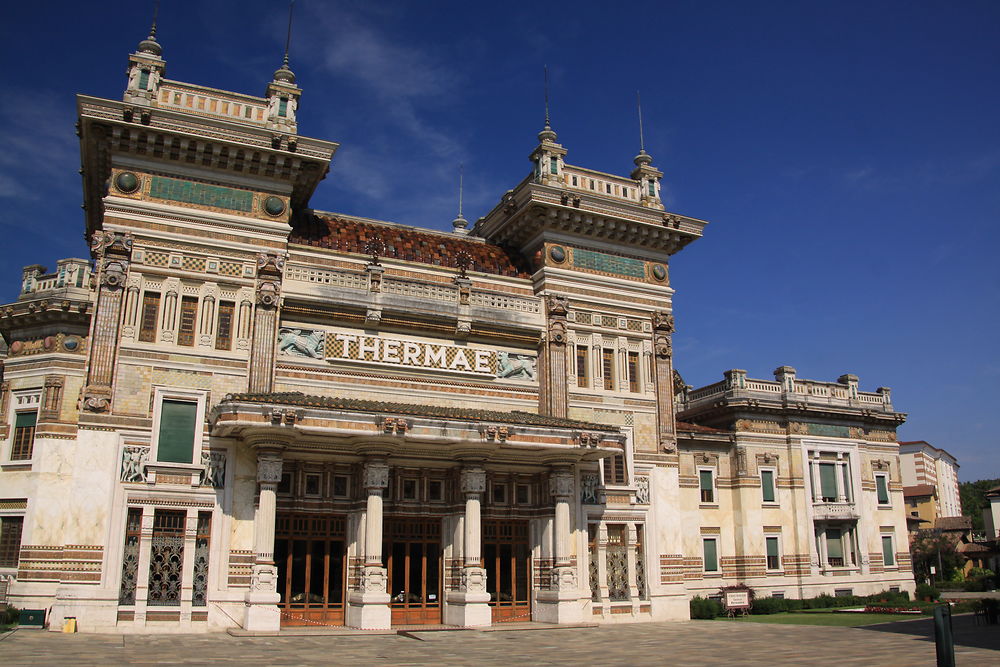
62;617;77;633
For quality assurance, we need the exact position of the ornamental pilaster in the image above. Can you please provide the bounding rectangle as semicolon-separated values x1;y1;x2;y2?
248;253;285;393
652;310;677;452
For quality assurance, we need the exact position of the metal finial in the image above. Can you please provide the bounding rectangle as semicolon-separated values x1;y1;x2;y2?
637;91;646;152
543;65;551;129
458;163;464;218
283;0;296;68
150;0;160;38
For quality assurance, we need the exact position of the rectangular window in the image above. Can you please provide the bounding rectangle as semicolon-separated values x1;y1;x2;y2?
11;411;37;460
605;183;612;194
428;479;443;501
491;483;507;504
876;474;890;505
881;535;895;566
305;474;321;496
761;469;776;503
603;448;627;486
841;461;852;502
402;478;418;500
138;69;150;90
766;536;780;570
550;157;558;174
118;508;142;604
515;483;530;505
0;516;24;568
278;97;288;117
825;528;843;567
576;346;589;388
177;296;198;346
333;475;349;497
699;469;715;503
627;351;640;393
156;399;198;464
139;292;161;342
703;538;718;572
819;462;838;502
602;348;615;390
215;300;235;350
571;176;578;186
648;181;656;197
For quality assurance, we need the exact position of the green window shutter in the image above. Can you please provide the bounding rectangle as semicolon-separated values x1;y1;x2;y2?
876;475;890;504
842;464;852;502
819;463;838;500
703;539;718;572
761;470;775;502
825;529;843;559
766;537;779;558
157;400;198;464
648;181;656;196
550;157;558;174
700;470;713;491
15;412;36;429
881;536;894;566
278;98;288;117
138;69;150;90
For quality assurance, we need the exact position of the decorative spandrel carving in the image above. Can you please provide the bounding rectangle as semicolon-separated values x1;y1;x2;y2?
548;319;568;345
278;328;325;359
363;461;389;490
460;467;487;495
256;253;286;275
654;333;672;359
581;473;600;504
201;450;227;488
496;351;536;380
99;259;129;289
460;566;487;593
250;564;278;593
90;230;134;259
121;445;149;483
257;456;283;484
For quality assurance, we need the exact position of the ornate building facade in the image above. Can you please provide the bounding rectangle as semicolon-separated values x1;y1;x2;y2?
0;27;914;633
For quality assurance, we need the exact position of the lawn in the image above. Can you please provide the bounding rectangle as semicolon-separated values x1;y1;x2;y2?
717;612;923;627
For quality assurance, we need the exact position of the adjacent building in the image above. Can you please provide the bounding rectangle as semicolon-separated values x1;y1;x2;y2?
0;24;915;633
899;441;962;520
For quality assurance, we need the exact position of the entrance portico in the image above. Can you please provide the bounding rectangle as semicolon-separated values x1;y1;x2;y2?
210;392;620;632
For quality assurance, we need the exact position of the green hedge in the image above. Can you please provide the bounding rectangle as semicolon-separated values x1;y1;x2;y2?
690;596;724;619
0;604;19;625
747;590;912;615
915;583;939;601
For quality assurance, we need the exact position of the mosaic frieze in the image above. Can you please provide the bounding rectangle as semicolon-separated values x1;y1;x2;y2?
6;333;86;357
149;176;254;213
571;248;646;279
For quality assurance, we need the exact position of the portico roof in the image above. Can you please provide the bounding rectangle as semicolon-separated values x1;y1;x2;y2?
210;391;622;464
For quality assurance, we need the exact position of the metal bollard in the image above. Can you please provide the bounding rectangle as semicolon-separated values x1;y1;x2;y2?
933;604;955;667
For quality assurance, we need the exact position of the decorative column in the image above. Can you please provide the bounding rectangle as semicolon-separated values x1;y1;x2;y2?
82;231;133;412
347;460;391;630
835;454;847;503
535;465;584;624
244;451;283;632
542;295;569;418
248;253;284;393
445;466;491;627
652;312;676;453
809;453;820;502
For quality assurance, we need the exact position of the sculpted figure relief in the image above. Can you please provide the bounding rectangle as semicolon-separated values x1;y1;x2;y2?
496;351;536;381
278;328;325;359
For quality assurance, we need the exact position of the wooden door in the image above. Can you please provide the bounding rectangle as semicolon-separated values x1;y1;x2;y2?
484;520;531;622
275;514;346;627
384;518;442;625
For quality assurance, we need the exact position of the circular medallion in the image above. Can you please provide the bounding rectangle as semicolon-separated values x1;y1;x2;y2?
548;245;566;263
63;336;80;351
43;336;56;350
651;264;667;281
114;171;140;194
263;196;286;217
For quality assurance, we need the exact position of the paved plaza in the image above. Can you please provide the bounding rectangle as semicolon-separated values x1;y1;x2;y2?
1;616;997;666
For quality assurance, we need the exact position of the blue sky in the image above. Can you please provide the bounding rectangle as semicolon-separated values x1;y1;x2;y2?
1;1;998;480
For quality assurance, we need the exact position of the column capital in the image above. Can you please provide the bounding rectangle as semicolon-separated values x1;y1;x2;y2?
363;460;389;490
460;466;486;495
549;467;575;499
256;454;283;485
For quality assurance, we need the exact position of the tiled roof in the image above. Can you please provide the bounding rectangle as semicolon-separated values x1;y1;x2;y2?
903;484;936;498
934;516;972;531
290;213;531;278
676;421;729;434
221;392;619;431
985;485;1000;497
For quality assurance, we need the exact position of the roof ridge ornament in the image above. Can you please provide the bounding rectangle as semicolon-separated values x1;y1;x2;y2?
452;163;469;234
634;90;653;167
538;65;557;143
137;0;162;56
273;0;297;84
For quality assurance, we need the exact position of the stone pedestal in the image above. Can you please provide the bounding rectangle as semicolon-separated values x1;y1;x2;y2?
244;564;281;631
346;566;391;630
444;566;492;627
243;451;283;632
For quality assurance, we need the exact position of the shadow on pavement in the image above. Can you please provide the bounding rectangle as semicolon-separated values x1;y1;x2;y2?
858;613;1000;652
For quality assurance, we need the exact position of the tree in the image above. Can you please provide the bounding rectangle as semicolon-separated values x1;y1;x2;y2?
909;529;965;582
960;478;1000;531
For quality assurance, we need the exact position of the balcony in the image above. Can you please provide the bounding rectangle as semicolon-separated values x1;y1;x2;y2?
812;501;860;521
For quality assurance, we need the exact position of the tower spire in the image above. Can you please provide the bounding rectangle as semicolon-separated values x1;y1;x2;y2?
633;90;653;167
273;0;297;84
538;65;557;143
137;0;163;56
452;163;469;234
